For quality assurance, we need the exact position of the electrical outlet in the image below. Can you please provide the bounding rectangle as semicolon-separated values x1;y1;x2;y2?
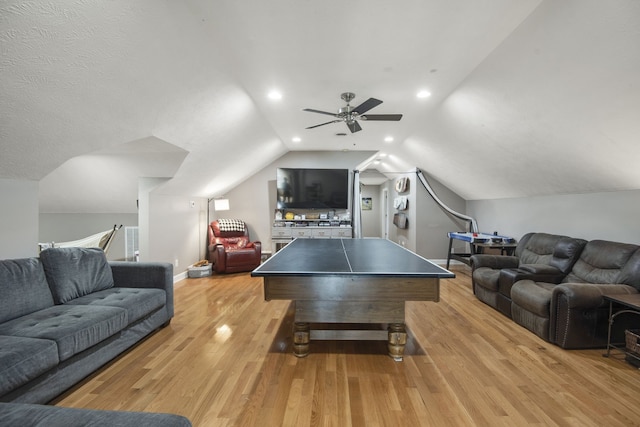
174;259;179;267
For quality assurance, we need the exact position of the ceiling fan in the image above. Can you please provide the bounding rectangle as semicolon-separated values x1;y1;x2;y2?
303;92;402;133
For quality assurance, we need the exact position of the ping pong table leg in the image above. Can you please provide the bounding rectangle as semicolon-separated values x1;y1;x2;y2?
293;322;310;357
388;323;407;362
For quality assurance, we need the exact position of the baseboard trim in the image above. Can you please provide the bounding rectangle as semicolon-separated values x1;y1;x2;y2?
173;271;188;283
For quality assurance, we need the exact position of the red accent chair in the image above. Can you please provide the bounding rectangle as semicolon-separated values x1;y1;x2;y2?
208;219;261;273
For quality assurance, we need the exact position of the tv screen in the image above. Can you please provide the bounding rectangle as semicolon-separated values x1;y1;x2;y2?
277;168;349;209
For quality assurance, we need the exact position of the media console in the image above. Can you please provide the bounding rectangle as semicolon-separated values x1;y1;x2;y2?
271;219;352;253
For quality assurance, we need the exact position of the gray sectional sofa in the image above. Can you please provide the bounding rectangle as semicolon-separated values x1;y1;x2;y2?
471;233;640;349
0;402;192;427
0;247;189;425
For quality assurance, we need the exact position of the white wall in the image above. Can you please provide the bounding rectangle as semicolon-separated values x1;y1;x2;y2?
147;193;208;273
0;179;39;259
414;173;468;260
467;189;640;245
138;178;169;264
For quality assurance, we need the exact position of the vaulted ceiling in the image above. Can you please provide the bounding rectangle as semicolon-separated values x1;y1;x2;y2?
2;0;639;213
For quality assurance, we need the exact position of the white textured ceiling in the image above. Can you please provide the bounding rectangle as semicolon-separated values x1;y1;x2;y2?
1;0;639;213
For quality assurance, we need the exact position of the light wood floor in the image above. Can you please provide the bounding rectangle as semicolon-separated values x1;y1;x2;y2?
53;266;640;426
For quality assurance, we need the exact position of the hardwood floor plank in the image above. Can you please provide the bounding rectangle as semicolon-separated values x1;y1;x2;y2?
52;266;640;426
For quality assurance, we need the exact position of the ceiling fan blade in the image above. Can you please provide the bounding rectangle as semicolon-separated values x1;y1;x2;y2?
346;121;362;133
306;120;342;129
360;114;403;121
303;108;339;117
353;98;383;114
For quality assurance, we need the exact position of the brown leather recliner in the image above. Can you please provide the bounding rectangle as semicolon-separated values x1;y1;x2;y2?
512;240;640;348
470;232;586;318
207;219;261;273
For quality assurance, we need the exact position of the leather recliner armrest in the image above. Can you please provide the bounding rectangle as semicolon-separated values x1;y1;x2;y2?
516;264;567;284
519;264;562;275
551;283;637;310
212;244;227;272
470;254;519;270
550;282;638;348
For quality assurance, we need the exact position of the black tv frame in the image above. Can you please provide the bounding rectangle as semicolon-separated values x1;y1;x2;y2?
276;168;350;210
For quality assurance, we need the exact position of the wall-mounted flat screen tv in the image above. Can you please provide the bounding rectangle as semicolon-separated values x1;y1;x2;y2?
277;168;349;209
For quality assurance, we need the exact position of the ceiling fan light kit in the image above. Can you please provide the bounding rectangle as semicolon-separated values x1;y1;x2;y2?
304;92;402;133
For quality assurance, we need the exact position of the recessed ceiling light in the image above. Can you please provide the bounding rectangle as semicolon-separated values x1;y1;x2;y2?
292;137;301;143
384;136;394;143
267;90;282;100
417;90;431;98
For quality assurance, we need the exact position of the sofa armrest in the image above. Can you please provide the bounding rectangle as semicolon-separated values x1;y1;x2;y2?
552;283;637;310
211;245;227;273
519;264;562;275
550;282;638;348
516;264;566;284
109;261;174;318
470;254;519;270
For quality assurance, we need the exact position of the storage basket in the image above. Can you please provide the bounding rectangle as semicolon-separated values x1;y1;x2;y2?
188;264;212;278
624;329;640;355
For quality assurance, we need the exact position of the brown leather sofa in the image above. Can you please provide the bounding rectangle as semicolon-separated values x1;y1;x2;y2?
472;234;640;349
516;239;640;348
207;219;261;274
470;232;586;317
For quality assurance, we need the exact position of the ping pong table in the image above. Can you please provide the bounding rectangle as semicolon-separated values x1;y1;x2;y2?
251;238;455;361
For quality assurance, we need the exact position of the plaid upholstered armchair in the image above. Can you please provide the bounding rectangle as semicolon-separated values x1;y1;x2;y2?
207;219;262;273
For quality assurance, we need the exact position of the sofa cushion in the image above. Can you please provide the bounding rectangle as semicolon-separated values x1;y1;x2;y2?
548;237;587;274
0;258;54;324
40;247;114;304
0;336;59;396
563;240;639;285
473;268;500;292
511;280;557;317
65;287;166;324
0;305;127;362
517;233;567;265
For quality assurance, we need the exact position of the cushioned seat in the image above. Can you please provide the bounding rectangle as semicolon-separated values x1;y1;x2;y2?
0;336;59;396
511;281;557;341
65;287;166;324
0;305;127;361
208;219;262;273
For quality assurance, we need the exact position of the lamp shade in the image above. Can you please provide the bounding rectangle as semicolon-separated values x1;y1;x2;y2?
214;199;230;211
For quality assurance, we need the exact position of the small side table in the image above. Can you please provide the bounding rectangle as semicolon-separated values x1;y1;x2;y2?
445;232;517;269
603;293;640;364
